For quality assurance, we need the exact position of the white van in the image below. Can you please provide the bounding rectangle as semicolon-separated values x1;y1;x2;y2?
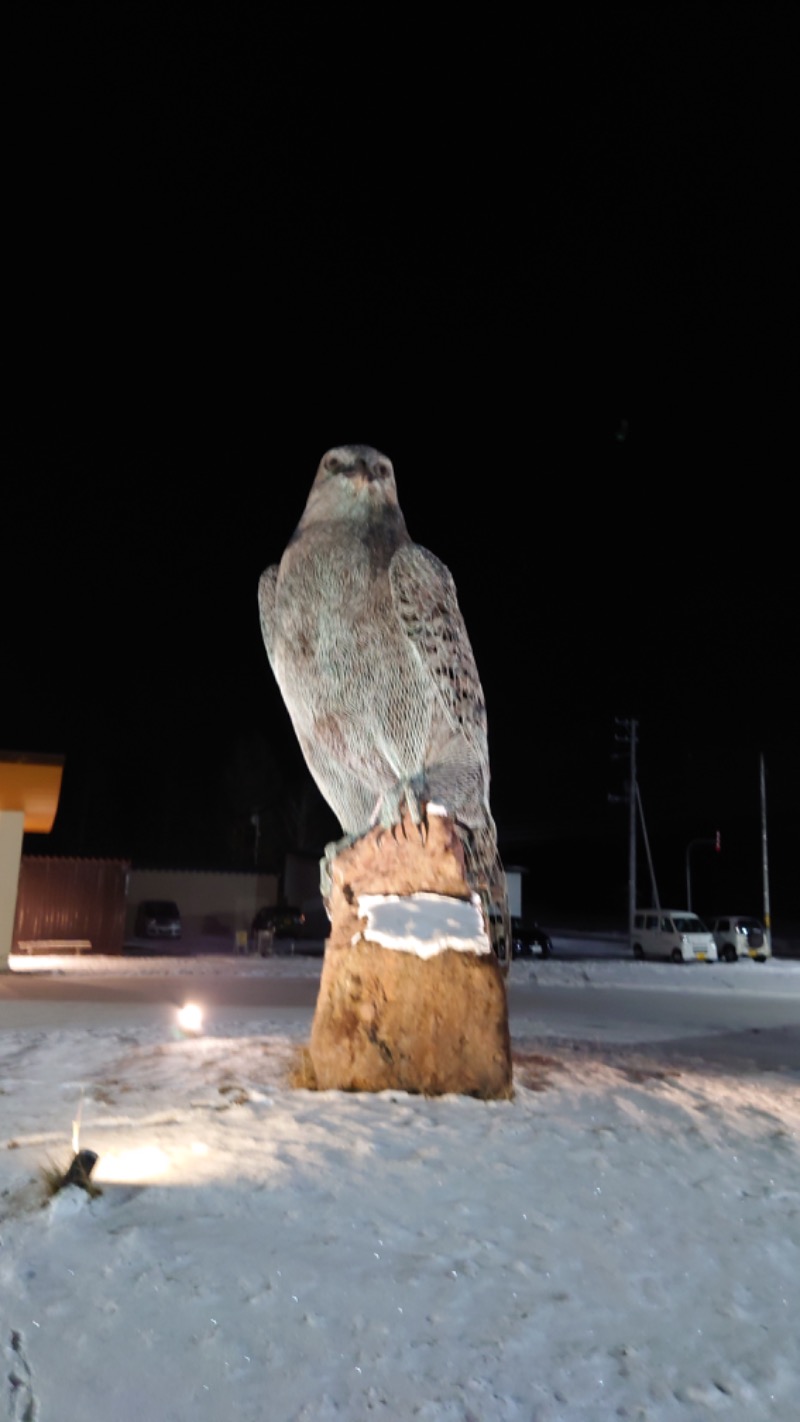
631;910;718;963
706;916;772;963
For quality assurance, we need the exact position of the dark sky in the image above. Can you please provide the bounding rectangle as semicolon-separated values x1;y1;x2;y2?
5;9;796;924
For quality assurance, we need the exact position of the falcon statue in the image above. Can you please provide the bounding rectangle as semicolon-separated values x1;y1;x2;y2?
258;444;507;926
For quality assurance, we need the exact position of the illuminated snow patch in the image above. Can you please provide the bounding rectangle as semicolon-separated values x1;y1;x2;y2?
355;891;491;957
95;1145;172;1183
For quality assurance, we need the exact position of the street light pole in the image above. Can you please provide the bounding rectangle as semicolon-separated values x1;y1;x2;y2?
685;842;695;910
629;721;637;938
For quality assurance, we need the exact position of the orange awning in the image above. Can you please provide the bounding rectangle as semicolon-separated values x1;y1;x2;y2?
0;753;64;833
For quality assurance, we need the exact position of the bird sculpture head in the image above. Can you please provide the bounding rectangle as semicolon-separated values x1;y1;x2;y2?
301;444;402;525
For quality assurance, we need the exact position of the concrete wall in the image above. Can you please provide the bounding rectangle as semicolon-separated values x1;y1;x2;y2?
126;868;280;944
0;811;24;971
506;869;522;920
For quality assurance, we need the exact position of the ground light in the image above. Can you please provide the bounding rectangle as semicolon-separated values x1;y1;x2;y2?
62;1149;99;1188
42;1146;101;1199
177;1001;204;1035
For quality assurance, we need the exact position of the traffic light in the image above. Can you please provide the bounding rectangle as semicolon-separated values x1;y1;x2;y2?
715;830;721;852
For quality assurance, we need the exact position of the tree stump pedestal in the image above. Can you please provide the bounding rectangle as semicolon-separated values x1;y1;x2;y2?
308;808;512;1099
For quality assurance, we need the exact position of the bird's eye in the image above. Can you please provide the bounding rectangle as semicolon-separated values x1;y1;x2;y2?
375;460;391;479
324;455;344;474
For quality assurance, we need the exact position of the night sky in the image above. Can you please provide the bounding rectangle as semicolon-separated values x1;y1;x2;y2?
5;10;796;926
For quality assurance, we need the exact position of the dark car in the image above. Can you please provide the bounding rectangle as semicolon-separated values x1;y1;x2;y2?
249;905;306;954
134;899;182;940
511;919;553;959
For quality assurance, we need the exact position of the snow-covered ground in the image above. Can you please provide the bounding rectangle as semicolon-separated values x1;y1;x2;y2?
2;946;799;1421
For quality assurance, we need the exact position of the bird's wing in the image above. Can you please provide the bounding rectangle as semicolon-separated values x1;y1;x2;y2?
389;542;489;753
257;566;279;666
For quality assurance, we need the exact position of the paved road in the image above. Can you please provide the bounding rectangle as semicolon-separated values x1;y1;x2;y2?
506;979;800;1072
0;969;318;1033
3;962;798;1072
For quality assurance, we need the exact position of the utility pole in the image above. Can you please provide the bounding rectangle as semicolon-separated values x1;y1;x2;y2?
635;779;661;915
611;718;638;947
760;753;772;952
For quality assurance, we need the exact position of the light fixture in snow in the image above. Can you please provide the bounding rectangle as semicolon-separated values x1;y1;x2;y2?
177;1002;204;1035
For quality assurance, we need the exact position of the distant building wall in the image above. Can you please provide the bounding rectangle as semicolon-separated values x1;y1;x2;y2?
9;858;522;957
505;869;522;920
126;868;279;942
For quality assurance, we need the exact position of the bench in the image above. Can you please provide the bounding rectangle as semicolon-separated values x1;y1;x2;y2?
15;939;93;955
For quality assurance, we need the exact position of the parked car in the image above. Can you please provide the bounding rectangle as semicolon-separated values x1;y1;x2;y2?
706;915;772;963
631;910;717;963
134;899;182;940
250;905;306;955
511;919;553;959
